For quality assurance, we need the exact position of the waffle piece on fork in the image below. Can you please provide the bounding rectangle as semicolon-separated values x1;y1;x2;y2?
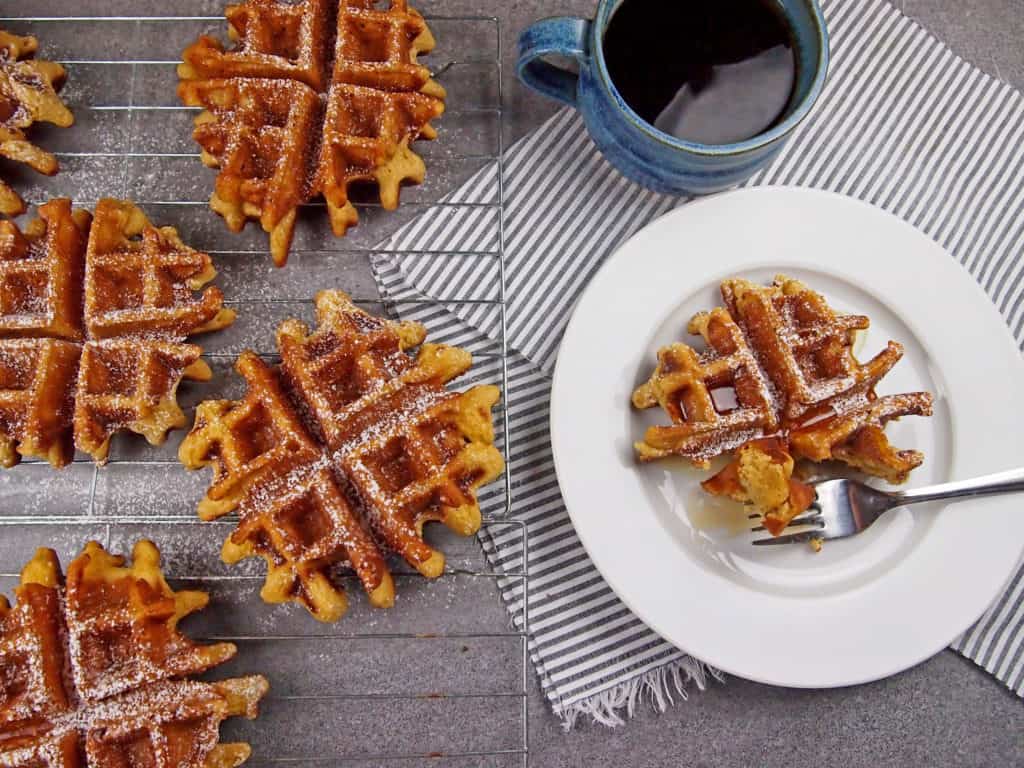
178;0;446;266
0;199;234;467
701;437;817;536
0;30;74;217
180;290;505;621
0;540;268;768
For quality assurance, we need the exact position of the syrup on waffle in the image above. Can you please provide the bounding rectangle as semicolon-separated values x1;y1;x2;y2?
631;307;777;465
0;198;234;467
634;275;934;534
0;540;268;768
721;276;904;422
178;0;446;267
789;392;933;483
0;30;74;218
180;290;504;622
701;437;816;536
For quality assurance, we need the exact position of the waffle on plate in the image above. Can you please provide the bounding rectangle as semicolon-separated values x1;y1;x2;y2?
633;275;934;537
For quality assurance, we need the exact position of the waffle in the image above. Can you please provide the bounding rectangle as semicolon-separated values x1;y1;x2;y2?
178;0;446;266
631;307;777;465
789;392;934;483
0;540;268;768
0;30;74;218
177;0;333;90
634;275;933;533
0;198;234;467
84;198;235;339
721;276;903;422
180;290;504;621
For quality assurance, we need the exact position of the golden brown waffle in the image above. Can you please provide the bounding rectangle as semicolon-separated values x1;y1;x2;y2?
73;339;212;463
317;83;445;239
178;0;333;90
632;307;777;465
180;77;321;266
789;392;934;483
278;291;503;571
0;199;234;467
721;276;903;422
180;290;504;621
0;30;74;218
0;338;80;468
85;199;235;339
634;275;933;532
178;0;446;266
0;540;268;768
0;197;89;340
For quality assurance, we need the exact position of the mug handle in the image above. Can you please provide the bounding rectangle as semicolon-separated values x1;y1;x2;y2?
516;17;592;106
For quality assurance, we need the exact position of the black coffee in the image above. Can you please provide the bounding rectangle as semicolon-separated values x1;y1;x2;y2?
603;0;798;145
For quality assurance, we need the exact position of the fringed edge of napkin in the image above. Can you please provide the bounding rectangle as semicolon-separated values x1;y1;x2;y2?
555;657;723;730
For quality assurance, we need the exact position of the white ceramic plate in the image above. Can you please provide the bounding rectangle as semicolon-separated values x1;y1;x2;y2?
550;186;1024;688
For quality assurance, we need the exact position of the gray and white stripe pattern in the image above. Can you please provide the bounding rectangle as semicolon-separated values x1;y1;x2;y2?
372;0;1024;724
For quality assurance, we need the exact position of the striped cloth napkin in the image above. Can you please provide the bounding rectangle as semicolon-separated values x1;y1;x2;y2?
371;0;1024;726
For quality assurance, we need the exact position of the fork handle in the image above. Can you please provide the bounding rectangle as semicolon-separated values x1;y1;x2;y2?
894;468;1024;506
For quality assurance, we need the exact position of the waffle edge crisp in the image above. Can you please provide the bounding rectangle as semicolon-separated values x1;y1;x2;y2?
0;30;74;218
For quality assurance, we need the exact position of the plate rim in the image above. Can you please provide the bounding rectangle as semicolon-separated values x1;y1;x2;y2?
549;185;1024;688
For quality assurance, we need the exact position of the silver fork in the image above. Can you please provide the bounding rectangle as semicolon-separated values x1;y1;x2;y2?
751;468;1024;546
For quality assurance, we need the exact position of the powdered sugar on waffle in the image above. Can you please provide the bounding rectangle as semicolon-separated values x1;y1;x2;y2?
0;554;262;767
0;680;224;767
185;292;504;618
0;200;231;467
636;275;929;465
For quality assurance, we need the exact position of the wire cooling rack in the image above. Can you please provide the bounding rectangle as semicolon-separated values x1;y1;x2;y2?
0;8;528;766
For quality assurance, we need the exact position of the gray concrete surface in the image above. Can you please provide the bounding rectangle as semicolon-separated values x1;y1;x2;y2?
0;1;1021;766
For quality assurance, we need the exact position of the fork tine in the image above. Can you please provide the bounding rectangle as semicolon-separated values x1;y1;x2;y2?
751;512;825;545
752;529;824;546
750;513;822;533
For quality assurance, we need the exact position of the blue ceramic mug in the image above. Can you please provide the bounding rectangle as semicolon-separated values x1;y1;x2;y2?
516;0;829;195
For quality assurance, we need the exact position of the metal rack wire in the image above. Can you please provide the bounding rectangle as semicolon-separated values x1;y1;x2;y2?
0;10;528;766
